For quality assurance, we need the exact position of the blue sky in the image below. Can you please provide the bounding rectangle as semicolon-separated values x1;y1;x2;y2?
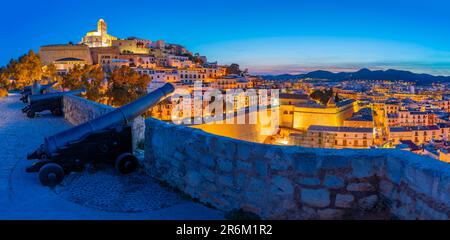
1;0;450;75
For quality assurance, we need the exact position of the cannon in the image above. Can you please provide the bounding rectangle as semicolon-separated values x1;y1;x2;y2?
23;89;86;118
26;83;175;187
20;81;58;103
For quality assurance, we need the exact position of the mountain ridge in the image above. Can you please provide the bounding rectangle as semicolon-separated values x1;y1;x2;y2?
261;68;450;83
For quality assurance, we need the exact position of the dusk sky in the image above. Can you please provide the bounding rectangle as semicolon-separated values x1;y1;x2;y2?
2;0;450;75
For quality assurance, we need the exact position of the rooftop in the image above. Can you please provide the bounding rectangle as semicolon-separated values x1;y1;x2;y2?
309;125;373;133
390;125;440;132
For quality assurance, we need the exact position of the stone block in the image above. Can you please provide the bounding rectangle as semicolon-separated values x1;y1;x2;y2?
335;194;355;208
173;151;185;161
271;158;290;171
236;173;247;187
218;175;234;188
200;155;215;168
415;199;449;220
300;189;330;208
294;157;320;175
186;172;202;187
322;155;350;170
236;143;252;161
351;157;374;178
255;160;268;177
201;169;216;182
358;195;378;210
220;140;237;160
237;161;252;172
323;175;345;189
404;165;438;198
301;206;317;219
398;191;413;206
379;180;395;198
386;158;404;184
347;182;375;192
218;159;233;172
246;178;266;205
270;176;294;195
248;178;266;192
297;177;321;186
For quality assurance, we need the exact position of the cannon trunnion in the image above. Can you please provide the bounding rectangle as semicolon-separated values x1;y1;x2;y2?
26;83;175;187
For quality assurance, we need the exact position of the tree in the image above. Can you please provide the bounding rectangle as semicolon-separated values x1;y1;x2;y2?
62;65;84;90
42;63;62;84
62;65;106;102
4;50;44;89
15;50;43;88
226;63;242;75
107;66;150;106
0;67;10;89
310;88;337;105
83;65;105;102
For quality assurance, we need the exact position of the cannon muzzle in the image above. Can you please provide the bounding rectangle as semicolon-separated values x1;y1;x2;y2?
31;81;41;95
21;86;32;94
38;83;174;157
40;82;58;94
28;89;85;105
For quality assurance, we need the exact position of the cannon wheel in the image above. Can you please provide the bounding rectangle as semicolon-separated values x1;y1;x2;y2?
38;163;65;187
27;111;36;119
115;153;139;174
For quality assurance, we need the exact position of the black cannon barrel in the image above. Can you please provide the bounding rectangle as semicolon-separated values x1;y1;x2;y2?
28;89;85;105
31;81;58;95
43;83;175;156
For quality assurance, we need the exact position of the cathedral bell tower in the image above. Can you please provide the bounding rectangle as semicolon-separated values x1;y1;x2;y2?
98;18;107;35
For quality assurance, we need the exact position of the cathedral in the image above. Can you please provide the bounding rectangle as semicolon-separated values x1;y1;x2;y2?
81;19;118;48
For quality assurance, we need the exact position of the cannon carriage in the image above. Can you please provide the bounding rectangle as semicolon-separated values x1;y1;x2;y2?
26;83;175;186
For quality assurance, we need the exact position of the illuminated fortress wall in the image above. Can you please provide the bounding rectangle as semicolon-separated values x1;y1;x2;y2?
39;44;93;65
293;101;356;131
191;108;278;144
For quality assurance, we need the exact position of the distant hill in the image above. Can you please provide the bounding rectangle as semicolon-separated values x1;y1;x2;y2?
262;68;450;84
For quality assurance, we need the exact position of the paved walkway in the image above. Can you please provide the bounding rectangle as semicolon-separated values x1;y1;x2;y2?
0;93;223;220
